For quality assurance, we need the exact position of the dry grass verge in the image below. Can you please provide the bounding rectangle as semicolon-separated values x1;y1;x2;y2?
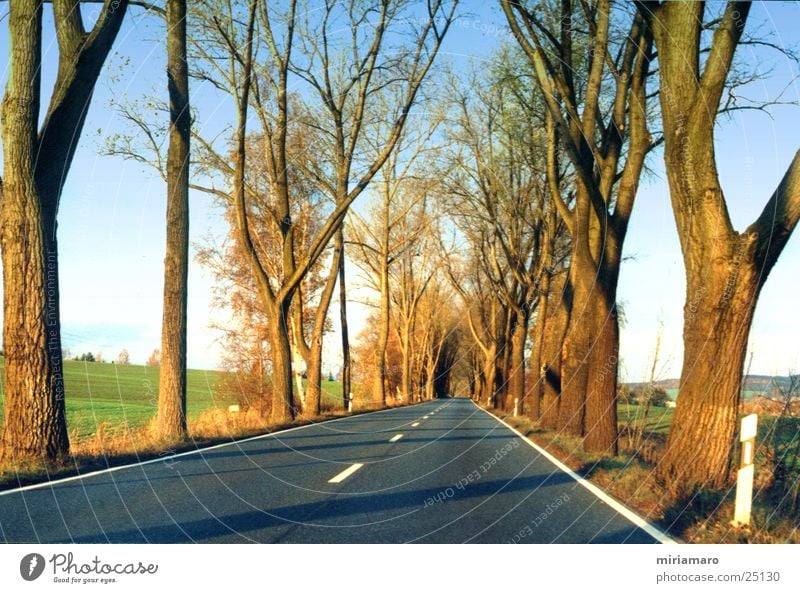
500;412;800;544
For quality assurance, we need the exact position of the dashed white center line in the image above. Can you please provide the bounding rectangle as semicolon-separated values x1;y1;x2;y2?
411;422;420;427
328;463;364;483
389;434;404;443
423;415;429;419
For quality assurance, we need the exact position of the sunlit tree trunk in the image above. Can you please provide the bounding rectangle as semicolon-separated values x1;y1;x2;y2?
157;0;191;440
0;0;127;463
646;1;800;489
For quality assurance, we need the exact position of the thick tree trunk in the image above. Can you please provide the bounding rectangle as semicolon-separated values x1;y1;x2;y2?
583;295;619;455
558;232;619;455
0;4;68;463
336;229;351;410
645;0;800;490
157;0;190;441
268;301;295;424
557;265;588;435
0;212;70;462
658;238;761;490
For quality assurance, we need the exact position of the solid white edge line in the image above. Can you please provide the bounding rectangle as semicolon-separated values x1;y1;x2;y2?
474;402;679;545
389;434;404;443
0;401;435;498
327;463;365;484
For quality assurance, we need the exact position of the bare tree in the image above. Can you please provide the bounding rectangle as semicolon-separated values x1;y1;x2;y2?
117;349;131;365
638;1;800;490
147;349;162;367
157;0;191;440
502;0;656;454
444;60;562;414
195;0;457;422
348;113;443;406
0;0;128;462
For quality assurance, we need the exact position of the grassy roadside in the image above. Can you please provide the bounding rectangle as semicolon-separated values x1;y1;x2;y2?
497;405;800;544
0;397;418;493
0;357;356;491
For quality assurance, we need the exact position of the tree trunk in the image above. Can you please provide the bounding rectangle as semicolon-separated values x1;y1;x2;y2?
291;323;306;408
304;336;323;415
540;276;569;429
658;236;761;490
268;300;295;424
157;0;190;441
557;225;620;455
424;346;436;401
508;309;529;415
528;290;548;421
302;244;342;417
645;0;800;490
0;0;127;464
0;208;69;462
583;295;619;455
400;325;413;402
0;4;65;463
372;260;390;406
483;349;497;408
498;309;513;411
557;267;588;435
336;228;351;410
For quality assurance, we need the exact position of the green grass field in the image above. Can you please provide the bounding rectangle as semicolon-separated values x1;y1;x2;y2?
0;357;342;439
618;403;675;434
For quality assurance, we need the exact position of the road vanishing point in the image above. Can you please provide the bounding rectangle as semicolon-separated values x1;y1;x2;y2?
0;399;674;544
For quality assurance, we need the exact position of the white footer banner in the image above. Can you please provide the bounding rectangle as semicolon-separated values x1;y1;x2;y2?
0;544;797;591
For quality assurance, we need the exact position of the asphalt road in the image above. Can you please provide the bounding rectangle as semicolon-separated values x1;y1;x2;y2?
0;399;672;543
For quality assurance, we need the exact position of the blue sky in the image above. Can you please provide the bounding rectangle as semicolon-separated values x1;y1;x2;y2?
0;1;798;381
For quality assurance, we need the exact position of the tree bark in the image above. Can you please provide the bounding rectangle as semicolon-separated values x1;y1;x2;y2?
540;282;570;430
507;309;529;415
528;290;548;421
157;0;190;441
1;0;127;463
301;244;342;417
268;299;295;424
372;255;391;406
582;292;619;455
647;1;800;489
400;320;413;402
336;228;352;410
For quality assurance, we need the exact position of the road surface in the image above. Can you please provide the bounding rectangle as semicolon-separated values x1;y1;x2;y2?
0;399;672;543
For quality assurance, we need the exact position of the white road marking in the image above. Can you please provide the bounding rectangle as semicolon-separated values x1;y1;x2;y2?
327;463;365;484
423;415;429;419
411;422;420;427
474;403;678;545
389;434;404;443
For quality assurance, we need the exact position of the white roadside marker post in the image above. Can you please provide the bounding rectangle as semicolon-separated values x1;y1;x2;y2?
348;392;353;413
513;398;519;417
732;413;758;527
